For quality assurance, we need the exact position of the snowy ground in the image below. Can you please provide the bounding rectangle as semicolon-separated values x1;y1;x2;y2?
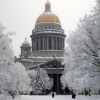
0;95;100;100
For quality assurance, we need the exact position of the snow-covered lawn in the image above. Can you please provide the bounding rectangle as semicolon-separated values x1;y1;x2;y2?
20;95;100;100
1;95;99;100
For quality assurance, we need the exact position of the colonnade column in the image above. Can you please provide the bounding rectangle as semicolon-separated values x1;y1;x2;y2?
47;37;49;50
32;36;64;51
34;38;35;50
52;37;54;50
43;37;44;50
38;37;40;50
33;38;34;51
37;38;38;50
44;37;46;50
32;39;33;51
57;74;60;94
61;38;62;50
37;38;39;50
63;38;64;50
60;37;62;50
56;37;57;50
35;38;37;50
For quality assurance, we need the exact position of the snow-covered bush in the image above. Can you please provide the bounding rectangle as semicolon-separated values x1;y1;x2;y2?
61;0;100;95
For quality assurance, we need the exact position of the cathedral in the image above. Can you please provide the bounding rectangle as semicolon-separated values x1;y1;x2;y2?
18;0;66;94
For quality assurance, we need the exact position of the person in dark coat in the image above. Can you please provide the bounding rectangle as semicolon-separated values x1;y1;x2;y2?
52;92;54;98
72;91;76;99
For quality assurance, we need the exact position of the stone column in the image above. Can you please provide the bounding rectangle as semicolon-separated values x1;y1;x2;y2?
47;37;48;50
63;38;64;50
38;38;39;50
43;37;44;50
57;37;59;50
56;37;57;50
33;39;34;51
36;38;37;50
60;37;62;50
57;37;60;50
44;37;46;50
57;74;60;94
32;39;33;51
34;38;36;50
35;38;36;50
52;37;54;50
61;38;63;50
37;38;39;50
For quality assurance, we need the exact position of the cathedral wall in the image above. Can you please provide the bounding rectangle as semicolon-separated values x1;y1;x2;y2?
31;50;64;57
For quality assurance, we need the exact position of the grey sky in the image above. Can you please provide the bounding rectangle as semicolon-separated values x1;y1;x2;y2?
0;0;95;56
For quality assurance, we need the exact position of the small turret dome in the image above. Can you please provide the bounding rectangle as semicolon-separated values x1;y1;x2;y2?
22;38;30;46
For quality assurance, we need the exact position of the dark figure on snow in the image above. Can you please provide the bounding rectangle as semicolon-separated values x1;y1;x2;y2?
52;92;54;98
72;92;76;99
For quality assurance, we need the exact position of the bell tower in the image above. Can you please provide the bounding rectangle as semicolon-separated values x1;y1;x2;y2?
20;38;31;58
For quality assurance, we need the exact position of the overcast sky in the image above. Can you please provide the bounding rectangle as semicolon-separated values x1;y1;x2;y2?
0;0;95;57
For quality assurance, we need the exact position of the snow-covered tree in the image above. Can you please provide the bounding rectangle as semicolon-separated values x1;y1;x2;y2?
61;0;100;94
0;23;31;98
0;62;31;95
12;62;31;95
28;70;37;80
29;68;53;94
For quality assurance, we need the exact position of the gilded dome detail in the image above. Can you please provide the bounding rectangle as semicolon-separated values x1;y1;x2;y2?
36;12;60;23
36;0;60;24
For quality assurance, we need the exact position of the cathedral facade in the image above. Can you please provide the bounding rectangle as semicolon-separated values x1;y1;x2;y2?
19;0;66;94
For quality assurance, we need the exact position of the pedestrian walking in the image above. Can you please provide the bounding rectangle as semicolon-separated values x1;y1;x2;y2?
72;91;76;99
52;92;54;98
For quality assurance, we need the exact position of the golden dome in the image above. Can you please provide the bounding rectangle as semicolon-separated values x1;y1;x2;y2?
36;12;60;23
36;0;60;24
